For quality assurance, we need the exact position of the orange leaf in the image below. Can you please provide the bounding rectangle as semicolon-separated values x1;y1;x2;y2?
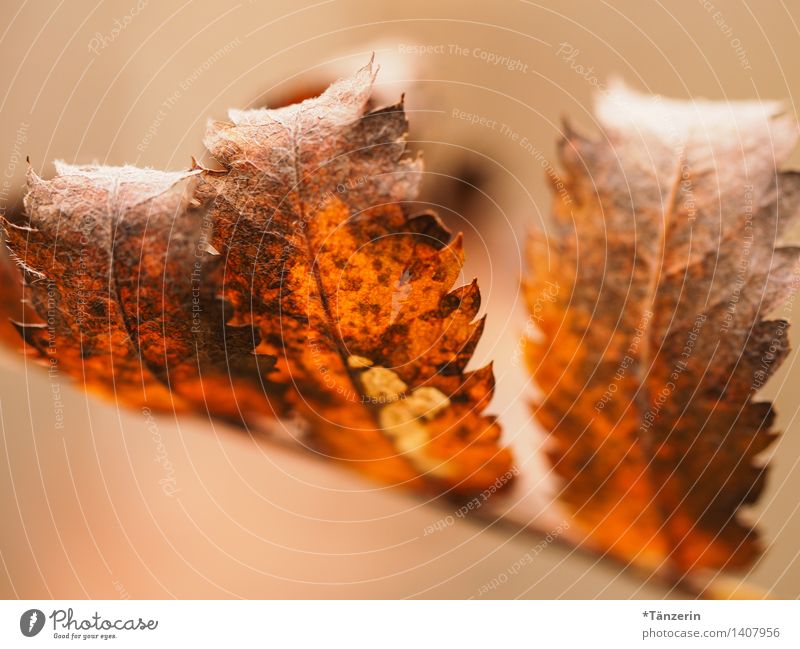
527;82;800;574
1;62;513;496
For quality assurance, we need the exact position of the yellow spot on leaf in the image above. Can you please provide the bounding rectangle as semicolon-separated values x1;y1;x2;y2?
347;354;373;369
360;366;408;400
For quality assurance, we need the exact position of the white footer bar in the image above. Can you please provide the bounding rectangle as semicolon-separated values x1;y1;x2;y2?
1;600;796;647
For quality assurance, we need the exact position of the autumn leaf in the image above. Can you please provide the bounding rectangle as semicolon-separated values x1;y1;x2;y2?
196;60;511;493
1;61;513;495
526;82;800;575
3;165;267;416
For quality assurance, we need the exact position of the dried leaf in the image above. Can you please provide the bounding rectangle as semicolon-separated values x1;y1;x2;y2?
197;61;511;492
2;62;512;495
527;82;800;573
3;165;267;415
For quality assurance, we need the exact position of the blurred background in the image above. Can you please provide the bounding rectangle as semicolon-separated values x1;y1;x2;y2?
1;0;800;598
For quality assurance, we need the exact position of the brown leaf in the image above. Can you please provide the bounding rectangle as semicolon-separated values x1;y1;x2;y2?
3;164;268;415
2;62;512;495
198;61;511;493
526;81;800;574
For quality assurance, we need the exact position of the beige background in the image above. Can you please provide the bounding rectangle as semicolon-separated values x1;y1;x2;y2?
1;0;799;598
